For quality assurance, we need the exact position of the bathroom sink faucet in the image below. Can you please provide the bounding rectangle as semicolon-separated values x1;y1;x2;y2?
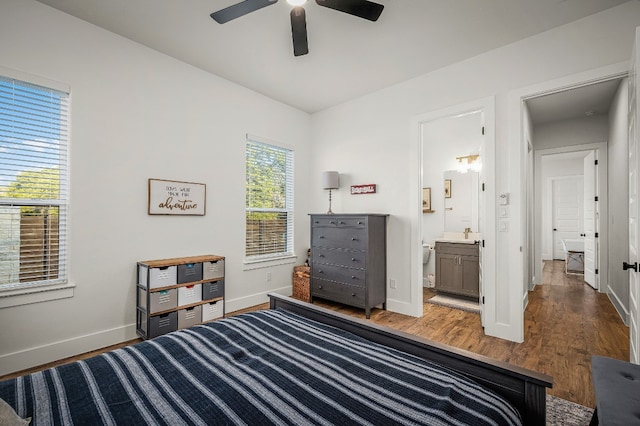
464;227;471;239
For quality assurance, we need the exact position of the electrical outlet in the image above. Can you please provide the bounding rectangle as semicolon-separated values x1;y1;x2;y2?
266;272;272;282
389;278;397;289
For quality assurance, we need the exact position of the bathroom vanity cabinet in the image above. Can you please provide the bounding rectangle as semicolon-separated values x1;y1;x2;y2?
435;241;479;298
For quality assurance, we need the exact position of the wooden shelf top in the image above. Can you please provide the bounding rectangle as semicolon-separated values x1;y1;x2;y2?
138;254;224;268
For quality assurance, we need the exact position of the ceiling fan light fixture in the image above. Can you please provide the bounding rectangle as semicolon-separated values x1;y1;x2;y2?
287;0;307;5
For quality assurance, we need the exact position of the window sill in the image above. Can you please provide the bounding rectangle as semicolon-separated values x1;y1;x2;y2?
0;282;75;309
243;255;298;271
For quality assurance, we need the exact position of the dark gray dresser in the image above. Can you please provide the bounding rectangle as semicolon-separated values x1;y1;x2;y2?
309;214;388;318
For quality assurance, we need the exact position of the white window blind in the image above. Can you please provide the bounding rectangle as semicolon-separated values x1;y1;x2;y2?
0;75;69;290
245;136;294;259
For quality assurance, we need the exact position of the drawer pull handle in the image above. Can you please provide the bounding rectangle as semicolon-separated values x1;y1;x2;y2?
351;293;356;297
351;237;357;241
319;285;323;289
319;254;325;258
320;236;325;239
330;221;335;224
339;221;345;224
351;258;356;261
351;276;357;280
357;221;363;225
319;270;323;274
314;221;319;224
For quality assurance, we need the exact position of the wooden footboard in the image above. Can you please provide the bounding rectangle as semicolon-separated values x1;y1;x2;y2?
269;293;552;426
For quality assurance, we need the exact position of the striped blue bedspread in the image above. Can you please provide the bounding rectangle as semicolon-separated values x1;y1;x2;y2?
0;309;522;425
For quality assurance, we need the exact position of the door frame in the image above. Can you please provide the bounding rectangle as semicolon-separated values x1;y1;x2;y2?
509;61;626;341
410;97;496;319
535;144;607;292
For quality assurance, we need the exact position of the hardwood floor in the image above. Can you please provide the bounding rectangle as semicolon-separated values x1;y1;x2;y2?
307;260;629;408
1;260;629;409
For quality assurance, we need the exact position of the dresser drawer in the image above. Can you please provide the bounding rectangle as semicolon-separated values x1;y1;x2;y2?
311;216;367;228
312;264;366;287
312;247;366;269
311;278;365;307
312;226;367;250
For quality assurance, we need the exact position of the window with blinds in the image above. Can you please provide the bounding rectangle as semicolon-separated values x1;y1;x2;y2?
245;136;294;260
0;75;69;290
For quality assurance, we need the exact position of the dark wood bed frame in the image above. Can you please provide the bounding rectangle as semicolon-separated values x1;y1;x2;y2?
269;293;553;426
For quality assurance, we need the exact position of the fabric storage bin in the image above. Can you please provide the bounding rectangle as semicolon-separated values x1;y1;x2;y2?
202;300;224;322
139;288;178;313
203;259;225;280
178;305;202;329
139;265;177;289
178;284;202;306
177;262;203;284
202;280;224;300
149;311;178;338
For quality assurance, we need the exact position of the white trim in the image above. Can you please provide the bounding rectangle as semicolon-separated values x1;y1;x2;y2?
0;64;70;93
607;284;630;326
242;255;297;270
0;322;136;376
509;61;626;342
0;282;75;308
223;285;291;313
410;97;496;323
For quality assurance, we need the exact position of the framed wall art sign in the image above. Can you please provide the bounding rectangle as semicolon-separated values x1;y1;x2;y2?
444;179;452;198
422;187;433;213
148;178;206;216
350;184;377;195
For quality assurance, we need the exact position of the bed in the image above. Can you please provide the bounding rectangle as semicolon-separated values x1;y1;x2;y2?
0;294;552;425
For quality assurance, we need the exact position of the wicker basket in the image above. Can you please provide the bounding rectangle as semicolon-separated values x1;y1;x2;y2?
292;265;311;302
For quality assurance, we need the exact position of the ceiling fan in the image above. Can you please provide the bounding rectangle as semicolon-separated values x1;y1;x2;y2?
210;0;384;57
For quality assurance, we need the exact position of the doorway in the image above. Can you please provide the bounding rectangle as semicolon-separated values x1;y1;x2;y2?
410;97;495;327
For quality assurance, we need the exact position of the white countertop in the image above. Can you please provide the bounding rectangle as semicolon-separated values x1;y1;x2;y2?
434;232;481;244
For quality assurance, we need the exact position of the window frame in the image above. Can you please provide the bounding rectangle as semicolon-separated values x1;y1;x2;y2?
244;134;296;268
0;66;73;307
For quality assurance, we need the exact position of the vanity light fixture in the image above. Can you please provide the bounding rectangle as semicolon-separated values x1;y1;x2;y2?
322;171;340;214
456;154;481;173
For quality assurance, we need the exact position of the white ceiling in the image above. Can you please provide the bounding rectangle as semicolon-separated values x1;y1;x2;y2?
35;0;631;113
527;78;624;125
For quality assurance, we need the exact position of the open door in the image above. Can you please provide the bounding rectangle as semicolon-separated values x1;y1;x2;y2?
627;26;640;365
583;151;597;289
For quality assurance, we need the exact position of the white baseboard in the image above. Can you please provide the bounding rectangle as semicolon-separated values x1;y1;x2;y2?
0;286;294;377
0;323;137;377
607;285;630;326
224;286;290;313
386;298;420;317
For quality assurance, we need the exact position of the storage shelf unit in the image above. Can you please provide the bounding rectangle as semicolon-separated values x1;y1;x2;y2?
136;254;225;339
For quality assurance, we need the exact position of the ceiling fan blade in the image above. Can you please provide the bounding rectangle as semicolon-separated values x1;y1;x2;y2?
211;0;278;24
315;0;383;21
290;7;309;57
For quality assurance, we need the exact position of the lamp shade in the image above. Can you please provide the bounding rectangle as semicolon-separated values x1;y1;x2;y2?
322;171;340;189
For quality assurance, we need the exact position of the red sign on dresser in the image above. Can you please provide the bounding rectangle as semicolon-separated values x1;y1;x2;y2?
350;184;377;195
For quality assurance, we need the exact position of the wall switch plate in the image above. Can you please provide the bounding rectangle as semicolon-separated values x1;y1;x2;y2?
499;220;508;232
389;279;397;289
499;193;509;205
500;207;508;218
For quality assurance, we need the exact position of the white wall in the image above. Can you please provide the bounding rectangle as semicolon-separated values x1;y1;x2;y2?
608;78;630;323
533;116;609;150
0;0;312;375
421;113;483;248
310;2;640;341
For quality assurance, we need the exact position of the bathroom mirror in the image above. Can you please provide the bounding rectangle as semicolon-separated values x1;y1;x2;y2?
443;170;479;232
